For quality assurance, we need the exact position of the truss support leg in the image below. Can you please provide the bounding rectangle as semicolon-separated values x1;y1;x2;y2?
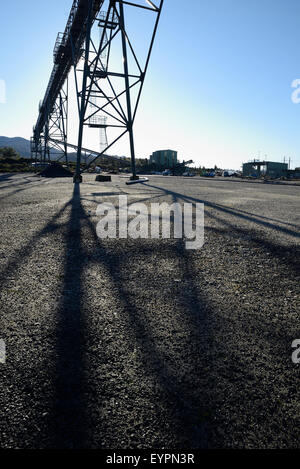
60;89;69;167
43;98;50;165
119;1;138;181
74;0;94;183
43;131;48;165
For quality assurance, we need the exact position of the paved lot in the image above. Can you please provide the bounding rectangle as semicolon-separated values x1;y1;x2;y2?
0;172;299;448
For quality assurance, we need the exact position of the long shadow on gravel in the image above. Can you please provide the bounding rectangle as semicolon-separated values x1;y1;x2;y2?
0;184;90;449
142;182;300;240
0;200;71;288
2;180;298;448
34;183;218;448
0;178;48;202
51;183;88;448
52;183;299;448
144;184;300;444
0;175;33;191
0;174;15;183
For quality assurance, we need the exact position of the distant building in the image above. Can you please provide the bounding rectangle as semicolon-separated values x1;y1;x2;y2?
243;161;288;178
150;149;178;168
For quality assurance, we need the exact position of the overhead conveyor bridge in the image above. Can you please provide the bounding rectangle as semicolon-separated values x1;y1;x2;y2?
34;0;104;139
32;0;164;182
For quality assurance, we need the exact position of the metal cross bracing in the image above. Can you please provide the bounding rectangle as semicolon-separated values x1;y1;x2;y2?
32;0;105;166
32;0;164;182
89;19;109;154
46;81;69;164
31;82;69;166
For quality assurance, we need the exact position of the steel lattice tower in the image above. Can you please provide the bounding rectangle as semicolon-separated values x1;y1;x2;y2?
32;0;164;182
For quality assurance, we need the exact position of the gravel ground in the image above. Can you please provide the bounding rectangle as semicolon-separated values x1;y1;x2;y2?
0;172;299;449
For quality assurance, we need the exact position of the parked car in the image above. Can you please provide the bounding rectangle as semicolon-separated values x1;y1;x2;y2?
224;170;238;177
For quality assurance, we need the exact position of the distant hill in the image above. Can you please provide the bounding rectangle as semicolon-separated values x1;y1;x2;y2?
0;136;32;158
0;136;129;165
0;136;75;160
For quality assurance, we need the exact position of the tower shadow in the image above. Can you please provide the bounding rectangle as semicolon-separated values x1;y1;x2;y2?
52;183;87;448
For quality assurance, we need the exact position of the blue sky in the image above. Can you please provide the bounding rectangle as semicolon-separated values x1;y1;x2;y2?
1;0;300;169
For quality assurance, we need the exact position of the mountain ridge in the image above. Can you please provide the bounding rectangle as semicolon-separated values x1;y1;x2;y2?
0;136;78;161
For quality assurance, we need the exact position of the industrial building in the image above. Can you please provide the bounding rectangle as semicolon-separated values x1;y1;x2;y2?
150;150;178;168
243;161;288;178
